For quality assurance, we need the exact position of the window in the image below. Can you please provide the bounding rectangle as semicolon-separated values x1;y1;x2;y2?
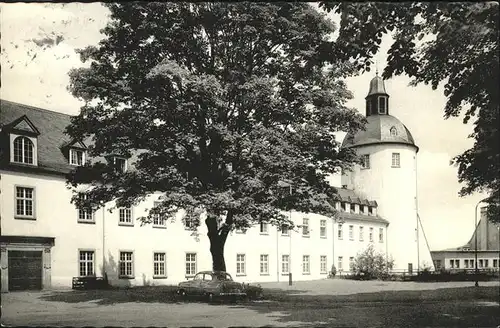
185;253;197;276
119;207;133;225
493;259;498;268
379;228;384;243
359;226;364;241
349;225;354;240
113;157;128;173
15;186;35;219
77;193;94;223
320;255;327;274
360;205;366;214
260;254;269;275
369;206;374;215
349;257;354;271
464;259;469;268
119;251;134;278
13;136;34;164
236;254;246;275
449;259;455;268
369;227;374;242
378;96;387;114
391;153;400;168
302;218;310;236
281;225;289;236
470;259;474;268
455;259;460;268
390;126;398;137
282;255;289;274
338;256;343;271
338;224;343;240
302;255;310;274
361;154;370;169
152;202;167;228
478;259;483;268
184;218;196;230
434;260;442;269
69;148;85;166
320;220;327;238
79;251;94;277
484;259;489;267
260;222;268;234
153;252;166;278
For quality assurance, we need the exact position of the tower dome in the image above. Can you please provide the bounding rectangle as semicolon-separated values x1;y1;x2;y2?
341;115;418;151
342;74;418;152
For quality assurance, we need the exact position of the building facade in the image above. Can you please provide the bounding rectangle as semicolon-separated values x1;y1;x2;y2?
430;207;500;271
1;98;390;292
340;75;434;272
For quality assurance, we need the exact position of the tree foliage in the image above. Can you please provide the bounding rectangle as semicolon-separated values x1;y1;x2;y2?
319;2;500;222
66;2;365;271
351;244;394;280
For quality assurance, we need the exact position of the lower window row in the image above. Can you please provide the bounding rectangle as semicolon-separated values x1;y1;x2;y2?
78;251;330;278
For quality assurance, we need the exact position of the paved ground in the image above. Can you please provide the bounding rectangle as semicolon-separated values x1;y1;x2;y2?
2;279;499;327
257;279;500;295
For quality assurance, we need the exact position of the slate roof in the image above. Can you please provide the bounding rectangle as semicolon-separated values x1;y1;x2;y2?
366;75;388;97
341;114;417;150
0;99;77;175
336;188;377;207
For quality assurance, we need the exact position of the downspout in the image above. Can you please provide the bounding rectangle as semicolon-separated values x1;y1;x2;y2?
416;154;420;273
276;224;279;282
102;204;106;281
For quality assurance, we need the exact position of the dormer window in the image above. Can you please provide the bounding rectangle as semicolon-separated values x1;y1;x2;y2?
390;126;398;137
112;157;128;173
69;148;86;166
7;115;40;166
13;136;34;164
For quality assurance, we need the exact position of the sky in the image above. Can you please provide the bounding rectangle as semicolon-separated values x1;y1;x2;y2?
0;3;490;251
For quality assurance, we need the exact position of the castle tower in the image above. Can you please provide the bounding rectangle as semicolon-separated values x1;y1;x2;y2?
341;75;433;271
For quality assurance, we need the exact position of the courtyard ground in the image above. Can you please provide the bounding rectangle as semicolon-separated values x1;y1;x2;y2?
2;279;499;327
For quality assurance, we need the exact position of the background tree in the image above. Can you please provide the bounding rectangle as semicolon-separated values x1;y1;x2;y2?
351;244;394;280
319;2;499;222
66;2;365;271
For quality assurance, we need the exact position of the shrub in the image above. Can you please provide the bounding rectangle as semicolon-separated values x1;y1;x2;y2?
242;283;263;300
328;265;337;278
351;244;394;280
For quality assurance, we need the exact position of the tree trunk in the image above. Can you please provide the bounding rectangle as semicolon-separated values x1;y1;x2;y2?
210;238;226;272
205;211;234;272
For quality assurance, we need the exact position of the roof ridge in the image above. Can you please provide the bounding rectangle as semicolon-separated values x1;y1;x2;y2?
1;99;75;118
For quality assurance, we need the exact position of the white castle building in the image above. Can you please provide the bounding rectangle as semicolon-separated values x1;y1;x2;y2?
0;76;432;292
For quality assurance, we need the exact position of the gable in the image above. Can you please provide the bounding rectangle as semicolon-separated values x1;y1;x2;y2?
8;115;40;136
65;139;88;150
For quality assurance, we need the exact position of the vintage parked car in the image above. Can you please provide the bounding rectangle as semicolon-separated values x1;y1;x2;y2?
176;271;247;301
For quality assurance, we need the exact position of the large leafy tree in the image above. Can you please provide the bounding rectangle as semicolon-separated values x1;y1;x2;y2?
319;2;499;222
66;2;365;271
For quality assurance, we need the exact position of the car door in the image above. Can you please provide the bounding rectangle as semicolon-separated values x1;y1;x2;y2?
188;273;203;295
199;273;213;295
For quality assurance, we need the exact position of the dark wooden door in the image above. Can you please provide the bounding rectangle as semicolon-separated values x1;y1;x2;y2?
8;250;43;291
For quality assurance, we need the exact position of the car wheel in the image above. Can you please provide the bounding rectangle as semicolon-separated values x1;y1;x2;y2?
177;289;186;299
206;292;214;303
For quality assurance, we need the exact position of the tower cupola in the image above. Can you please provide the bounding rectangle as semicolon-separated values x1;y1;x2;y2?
365;73;390;116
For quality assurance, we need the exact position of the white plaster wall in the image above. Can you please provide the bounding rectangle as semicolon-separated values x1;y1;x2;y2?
341;144;433;271
2;169;392;288
0;171;104;288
